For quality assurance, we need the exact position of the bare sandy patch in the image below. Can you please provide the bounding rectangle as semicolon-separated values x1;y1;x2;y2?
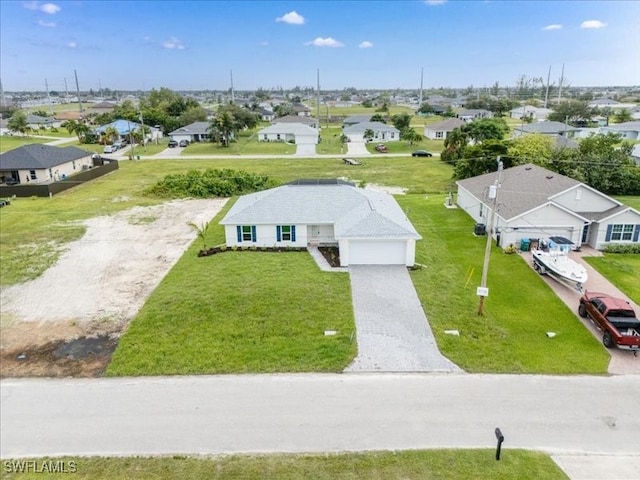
0;198;226;377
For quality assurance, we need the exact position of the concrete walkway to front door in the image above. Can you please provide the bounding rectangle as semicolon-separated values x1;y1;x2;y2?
346;265;461;373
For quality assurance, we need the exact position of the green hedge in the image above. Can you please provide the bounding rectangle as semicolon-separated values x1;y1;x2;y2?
601;243;640;254
144;168;277;198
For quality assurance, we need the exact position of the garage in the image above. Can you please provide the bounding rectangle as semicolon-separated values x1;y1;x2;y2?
348;240;407;265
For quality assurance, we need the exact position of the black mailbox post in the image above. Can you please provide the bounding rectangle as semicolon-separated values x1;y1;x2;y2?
495;428;505;460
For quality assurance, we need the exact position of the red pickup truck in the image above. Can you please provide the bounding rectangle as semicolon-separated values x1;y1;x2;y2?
579;292;640;352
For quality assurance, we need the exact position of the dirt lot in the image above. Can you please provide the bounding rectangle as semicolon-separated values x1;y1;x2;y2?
0;198;226;377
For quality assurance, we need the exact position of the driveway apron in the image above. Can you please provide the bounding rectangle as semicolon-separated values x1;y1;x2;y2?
346;265;461;372
295;143;317;156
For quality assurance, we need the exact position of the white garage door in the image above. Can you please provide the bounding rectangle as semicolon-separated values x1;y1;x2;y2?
348;240;407;265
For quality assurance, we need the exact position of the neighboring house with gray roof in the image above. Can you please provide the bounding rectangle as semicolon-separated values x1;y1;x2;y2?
512;121;580;138
424;117;465;140
343;114;372;127
456;109;492;122
509;105;552;122
273;115;318;129
26;114;58;129
220;181;422;266
168;122;212;143
456;163;640;250
343;121;400;142
599;121;640;140
0;144;94;185
257;123;318;145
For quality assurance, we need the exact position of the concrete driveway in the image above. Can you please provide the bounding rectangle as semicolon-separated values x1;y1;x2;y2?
522;247;640;374
346;265;461;372
295;143;317;156
346;135;370;156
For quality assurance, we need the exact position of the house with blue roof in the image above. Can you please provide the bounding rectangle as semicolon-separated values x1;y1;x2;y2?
220;180;421;266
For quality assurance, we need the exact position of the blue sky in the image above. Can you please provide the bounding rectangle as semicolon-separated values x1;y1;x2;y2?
1;0;638;92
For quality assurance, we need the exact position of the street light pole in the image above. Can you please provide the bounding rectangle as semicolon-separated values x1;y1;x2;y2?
477;157;504;316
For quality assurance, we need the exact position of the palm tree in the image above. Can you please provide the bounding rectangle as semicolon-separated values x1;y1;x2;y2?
75;123;91;143
63;119;79;137
401;128;423;146
363;129;374;143
104;126;119;144
209;111;235;147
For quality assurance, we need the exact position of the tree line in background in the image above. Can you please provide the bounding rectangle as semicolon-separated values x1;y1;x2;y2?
440;118;639;195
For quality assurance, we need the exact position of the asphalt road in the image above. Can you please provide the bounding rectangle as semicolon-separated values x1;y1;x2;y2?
2;373;639;459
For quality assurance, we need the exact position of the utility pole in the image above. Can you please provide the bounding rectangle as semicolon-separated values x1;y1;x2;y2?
74;69;83;112
543;65;552;108
64;77;69;103
557;63;564;105
477;157;504;316
45;78;53;115
316;68;321;126
419;67;424;106
230;70;234;104
0;78;7;109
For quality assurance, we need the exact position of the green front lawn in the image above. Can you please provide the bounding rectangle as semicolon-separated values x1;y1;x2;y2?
107;200;355;375
583;254;640;304
0;136;50;153
366;137;444;155
0;450;568;479
400;195;609;374
318;126;347;154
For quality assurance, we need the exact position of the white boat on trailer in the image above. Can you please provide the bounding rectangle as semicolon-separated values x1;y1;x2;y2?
532;248;588;292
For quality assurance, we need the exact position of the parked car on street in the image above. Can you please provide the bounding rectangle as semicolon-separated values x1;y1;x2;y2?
168;140;178;148
179;140;190;147
103;145;118;154
375;144;388;153
411;150;433;157
113;141;123;150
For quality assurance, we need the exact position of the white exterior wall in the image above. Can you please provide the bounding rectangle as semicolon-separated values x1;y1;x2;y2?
307;224;335;243
509;204;585;246
552;186;618;213
339;238;415;266
14;156;93;184
171;134;192;143
424;128;448;140
456;187;487;224
224;224;308;248
295;133;318;144
592;210;640;250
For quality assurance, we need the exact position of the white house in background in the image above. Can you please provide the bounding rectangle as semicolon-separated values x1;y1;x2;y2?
258;123;318;144
272;115;318;129
0;144;94;185
599;121;640;140
456;163;640;250
220;180;422;266
456;109;492;122
631;144;640;166
257;108;275;122
509;105;552;122
292;103;311;117
424;118;465;140
343;121;400;142
168;122;211;143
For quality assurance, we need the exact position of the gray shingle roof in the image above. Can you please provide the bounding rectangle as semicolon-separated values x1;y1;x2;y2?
425;118;465;131
258;123;317;135
576;205;629;222
343;114;373;124
273;115;317;125
168;122;211;136
0;144;92;170
343;122;400;134
220;184;421;239
514;121;579;134
456;163;581;220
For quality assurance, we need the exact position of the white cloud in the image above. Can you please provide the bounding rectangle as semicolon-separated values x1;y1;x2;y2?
581;19;607;29
38;19;56;27
305;37;344;48
24;2;61;14
276;11;305;25
425;0;447;5
542;24;562;31
67;42;76;48
359;41;374;49
162;37;185;50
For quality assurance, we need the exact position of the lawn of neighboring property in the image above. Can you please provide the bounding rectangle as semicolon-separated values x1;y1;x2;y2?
318;126;347;155
583;254;640;305
0;450;568;479
107;200;355;375
0;135;50;152
182;129;296;155
614;195;640;211
365;136;444;155
400;195;609;374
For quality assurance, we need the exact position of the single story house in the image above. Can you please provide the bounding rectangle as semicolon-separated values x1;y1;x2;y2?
220;180;422;266
89;102;117;113
0;144;93;185
257;123;318;144
94;119;141;137
55;111;84;122
424;118;465;140
292;103;311;117
509;106;552;122
343;114;372;127
456;109;492;122
512;121;580;138
417;104;448;116
343;121;400;142
631;144;640;166
168;122;212;143
273;115;318;129
258;108;275;122
456;163;640;250
599;121;640;140
26;114;58;129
